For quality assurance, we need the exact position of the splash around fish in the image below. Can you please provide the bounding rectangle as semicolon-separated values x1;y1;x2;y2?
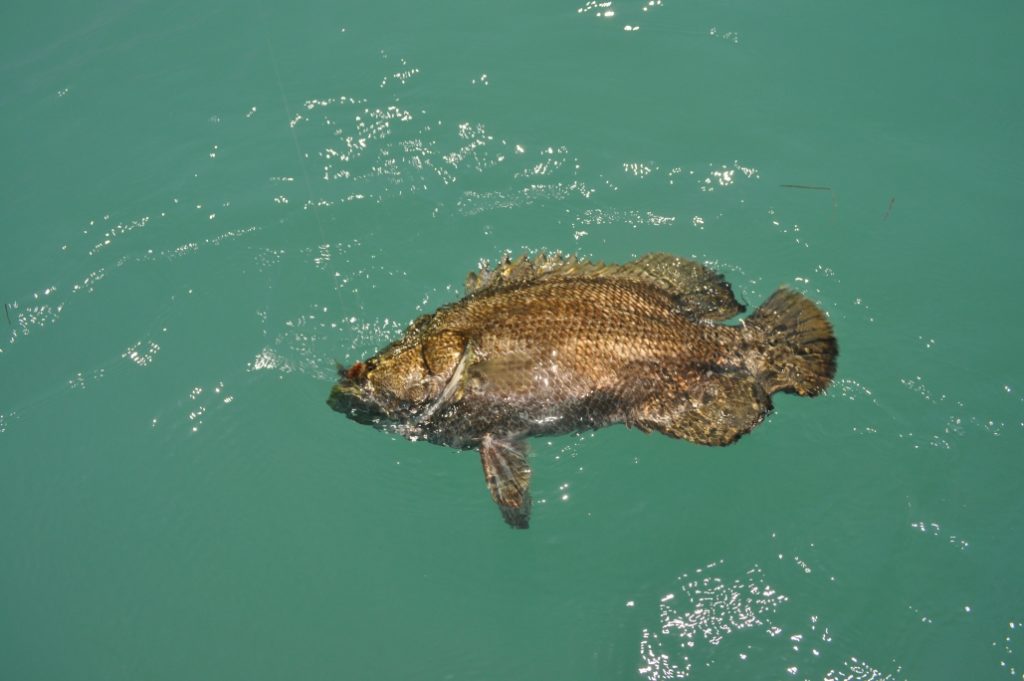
328;252;838;528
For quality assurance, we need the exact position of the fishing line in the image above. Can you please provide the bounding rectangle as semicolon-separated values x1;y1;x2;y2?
261;14;350;314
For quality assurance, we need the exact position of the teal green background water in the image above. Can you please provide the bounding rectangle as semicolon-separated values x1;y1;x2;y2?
3;1;1022;678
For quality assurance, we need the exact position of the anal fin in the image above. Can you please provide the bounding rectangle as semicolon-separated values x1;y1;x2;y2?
635;371;772;446
479;435;532;529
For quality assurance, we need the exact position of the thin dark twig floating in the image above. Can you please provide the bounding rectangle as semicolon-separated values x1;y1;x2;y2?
883;197;895;220
4;303;10;326
779;184;833;191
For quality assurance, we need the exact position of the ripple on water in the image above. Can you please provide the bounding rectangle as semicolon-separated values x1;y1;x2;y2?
637;558;904;680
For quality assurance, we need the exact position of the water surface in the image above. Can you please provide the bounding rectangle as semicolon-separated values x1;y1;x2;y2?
2;1;1023;679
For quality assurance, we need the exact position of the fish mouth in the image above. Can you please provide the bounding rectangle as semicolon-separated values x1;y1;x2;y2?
327;378;391;426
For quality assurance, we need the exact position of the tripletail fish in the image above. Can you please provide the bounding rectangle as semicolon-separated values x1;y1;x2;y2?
328;252;838;528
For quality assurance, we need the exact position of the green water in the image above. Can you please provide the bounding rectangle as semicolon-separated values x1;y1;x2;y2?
2;1;1022;678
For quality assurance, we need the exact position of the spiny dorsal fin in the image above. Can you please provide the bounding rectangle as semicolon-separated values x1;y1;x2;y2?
465;251;745;322
464;251;579;295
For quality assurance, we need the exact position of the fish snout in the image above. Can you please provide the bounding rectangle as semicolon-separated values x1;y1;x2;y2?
327;373;389;426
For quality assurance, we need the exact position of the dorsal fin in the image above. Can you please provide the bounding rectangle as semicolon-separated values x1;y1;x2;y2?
464;251;745;322
623;253;746;321
464;251;580;295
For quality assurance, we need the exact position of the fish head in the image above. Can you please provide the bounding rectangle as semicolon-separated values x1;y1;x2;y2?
327;323;465;430
328;347;431;428
327;357;393;427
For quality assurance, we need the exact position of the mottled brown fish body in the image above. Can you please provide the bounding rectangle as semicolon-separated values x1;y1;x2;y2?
419;279;747;445
328;252;837;528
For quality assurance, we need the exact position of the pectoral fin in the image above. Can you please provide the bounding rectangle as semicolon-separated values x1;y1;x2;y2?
467;352;539;395
479;435;532;529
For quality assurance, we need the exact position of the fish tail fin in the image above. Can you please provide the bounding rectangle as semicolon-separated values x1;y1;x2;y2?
745;287;838;396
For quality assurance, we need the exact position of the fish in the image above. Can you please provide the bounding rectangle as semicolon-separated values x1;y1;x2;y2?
328;252;838;528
